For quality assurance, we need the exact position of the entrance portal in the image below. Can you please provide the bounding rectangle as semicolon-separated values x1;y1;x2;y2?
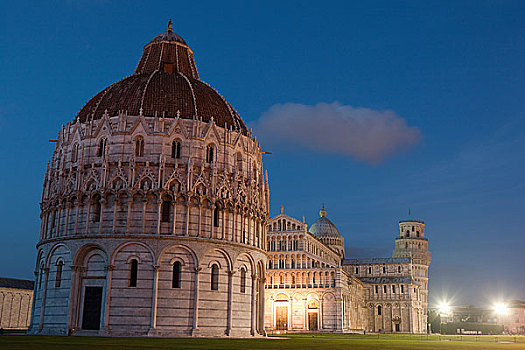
308;312;318;331
275;306;288;330
82;286;103;330
395;323;400;332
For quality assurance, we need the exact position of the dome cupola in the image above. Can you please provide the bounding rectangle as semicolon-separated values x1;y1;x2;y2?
75;21;247;134
309;205;345;259
310;205;341;238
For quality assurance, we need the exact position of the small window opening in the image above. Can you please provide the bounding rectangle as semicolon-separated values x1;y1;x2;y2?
171;140;181;159
240;268;246;293
55;261;63;288
97;138;107;157
129;259;138;287
206;145;214;164
92;195;101;222
211;264;219;290
135;136;144;157
172;261;181;288
161;199;171;222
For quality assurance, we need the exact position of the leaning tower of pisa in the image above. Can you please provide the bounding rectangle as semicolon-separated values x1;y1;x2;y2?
392;220;431;332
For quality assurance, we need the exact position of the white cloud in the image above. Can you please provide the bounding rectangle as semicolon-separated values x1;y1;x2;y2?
252;102;422;164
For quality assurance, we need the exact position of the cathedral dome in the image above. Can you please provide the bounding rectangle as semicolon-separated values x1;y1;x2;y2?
309;206;341;237
75;20;247;134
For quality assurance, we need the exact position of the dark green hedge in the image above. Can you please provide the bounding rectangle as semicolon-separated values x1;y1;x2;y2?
440;322;504;335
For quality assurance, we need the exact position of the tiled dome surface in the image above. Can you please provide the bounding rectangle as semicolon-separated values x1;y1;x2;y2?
75;23;247;134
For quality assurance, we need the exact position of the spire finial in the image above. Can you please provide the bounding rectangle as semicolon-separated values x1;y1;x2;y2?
320;204;327;217
167;19;173;33
280;205;284;214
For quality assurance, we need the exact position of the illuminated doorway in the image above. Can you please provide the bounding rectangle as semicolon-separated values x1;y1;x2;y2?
276;306;288;330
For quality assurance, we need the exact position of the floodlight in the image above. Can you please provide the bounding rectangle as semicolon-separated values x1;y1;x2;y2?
438;302;450;315
494;302;508;315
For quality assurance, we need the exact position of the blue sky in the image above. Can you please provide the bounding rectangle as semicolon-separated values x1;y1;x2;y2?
0;1;524;306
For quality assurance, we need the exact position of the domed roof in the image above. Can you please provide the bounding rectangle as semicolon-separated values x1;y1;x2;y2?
75;21;247;134
309;205;341;237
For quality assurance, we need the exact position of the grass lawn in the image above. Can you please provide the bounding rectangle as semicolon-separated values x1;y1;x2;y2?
0;333;524;350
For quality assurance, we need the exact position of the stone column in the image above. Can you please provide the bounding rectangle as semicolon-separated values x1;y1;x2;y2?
64;205;70;236
210;204;215;239
232;208;237;242
191;267;201;335
258;277;266;335
56;206;62;237
85;202;91;234
38;268;50;332
221;208;225;240
98;199;105;234
185;201;190;236
112;200;118;233
303;298;308;330
247;213;252;245
407;303;412;333
250;274;257;336
156;200;162;235
102;264;114;334
141;199;147;233
126;199;133;233
172;200;177;235
226;270;235;335
319;297;323;329
197;205;202;237
28;271;39;332
149;265;160;332
67;265;82;331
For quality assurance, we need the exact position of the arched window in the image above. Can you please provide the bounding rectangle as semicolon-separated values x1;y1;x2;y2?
55;261;63;288
240;268;246;293
172;261;182;288
378;305;382;315
161;199;171;222
355;267;359;274
383;285;387;293
171;140;181;159
135;136;144;157
368;267;372;274
375;285;379;293
213;204;220;227
211;264;219;290
236;152;243;171
92;195;101;222
401;285;404;293
71;143;79;163
416;231;420;238
206;144;214;164
398;266;402;273
242;230;246;244
292;274;296;284
129;259;138;287
97;138;107;157
382;266;386;274
38;265;44;289
268;260;273;269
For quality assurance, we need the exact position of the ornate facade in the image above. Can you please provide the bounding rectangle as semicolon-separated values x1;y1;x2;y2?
29;22;269;337
265;208;430;333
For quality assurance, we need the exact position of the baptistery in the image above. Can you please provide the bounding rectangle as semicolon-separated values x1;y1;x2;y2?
29;21;269;337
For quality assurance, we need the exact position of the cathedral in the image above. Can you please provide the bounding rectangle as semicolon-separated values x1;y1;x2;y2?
265;207;430;333
29;22;430;337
